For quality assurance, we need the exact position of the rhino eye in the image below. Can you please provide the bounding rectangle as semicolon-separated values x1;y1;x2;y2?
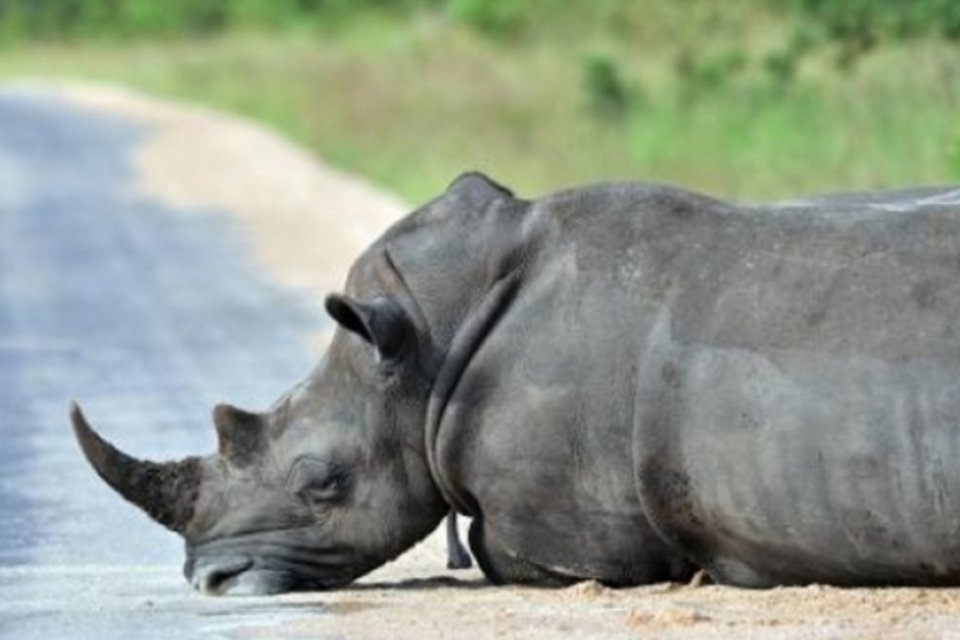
287;458;348;504
299;474;347;504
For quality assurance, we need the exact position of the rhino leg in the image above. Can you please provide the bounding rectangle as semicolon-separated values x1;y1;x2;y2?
705;556;782;588
466;515;575;585
445;511;473;569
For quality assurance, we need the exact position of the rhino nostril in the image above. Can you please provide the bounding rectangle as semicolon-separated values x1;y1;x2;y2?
192;558;254;595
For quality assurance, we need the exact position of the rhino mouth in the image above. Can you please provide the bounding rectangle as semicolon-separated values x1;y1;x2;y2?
185;532;374;596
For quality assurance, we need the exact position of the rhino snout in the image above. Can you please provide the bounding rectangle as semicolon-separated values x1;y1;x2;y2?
188;557;264;596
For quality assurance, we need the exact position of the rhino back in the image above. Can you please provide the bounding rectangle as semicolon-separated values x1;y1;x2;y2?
633;190;960;586
438;181;960;586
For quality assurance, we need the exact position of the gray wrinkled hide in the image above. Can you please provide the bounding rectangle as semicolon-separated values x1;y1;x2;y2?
414;179;960;587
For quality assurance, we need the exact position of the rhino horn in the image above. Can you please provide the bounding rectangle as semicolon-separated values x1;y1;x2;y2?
70;402;202;534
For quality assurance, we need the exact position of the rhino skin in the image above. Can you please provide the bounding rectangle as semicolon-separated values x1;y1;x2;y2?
72;174;960;594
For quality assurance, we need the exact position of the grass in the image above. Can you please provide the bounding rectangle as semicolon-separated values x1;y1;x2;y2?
0;6;958;204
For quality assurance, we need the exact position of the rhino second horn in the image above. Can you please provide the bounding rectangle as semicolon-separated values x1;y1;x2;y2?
70;402;202;534
212;403;264;466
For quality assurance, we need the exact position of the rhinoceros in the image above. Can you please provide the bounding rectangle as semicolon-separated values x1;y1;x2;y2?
72;174;960;594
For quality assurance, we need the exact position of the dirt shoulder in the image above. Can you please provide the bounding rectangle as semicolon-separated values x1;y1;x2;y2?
47;81;406;295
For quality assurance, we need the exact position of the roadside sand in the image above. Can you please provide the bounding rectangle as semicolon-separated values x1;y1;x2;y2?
51;81;406;295
40;82;960;639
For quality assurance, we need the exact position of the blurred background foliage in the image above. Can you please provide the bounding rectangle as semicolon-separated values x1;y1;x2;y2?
1;0;959;202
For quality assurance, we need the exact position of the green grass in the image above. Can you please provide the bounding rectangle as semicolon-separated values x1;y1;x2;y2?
1;7;958;204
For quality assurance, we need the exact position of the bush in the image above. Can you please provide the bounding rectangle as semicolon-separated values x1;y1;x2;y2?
0;0;433;41
583;52;631;120
444;0;528;38
674;48;747;102
781;0;960;68
0;0;232;39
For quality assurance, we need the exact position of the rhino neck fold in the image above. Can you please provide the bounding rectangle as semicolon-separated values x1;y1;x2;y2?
424;268;522;516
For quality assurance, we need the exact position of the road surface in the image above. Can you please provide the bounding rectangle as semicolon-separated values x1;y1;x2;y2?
0;87;335;639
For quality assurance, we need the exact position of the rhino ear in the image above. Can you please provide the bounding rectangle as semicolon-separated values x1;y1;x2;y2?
325;294;410;361
446;172;514;203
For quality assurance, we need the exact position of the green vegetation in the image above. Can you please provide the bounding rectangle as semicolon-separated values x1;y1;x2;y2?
0;1;958;203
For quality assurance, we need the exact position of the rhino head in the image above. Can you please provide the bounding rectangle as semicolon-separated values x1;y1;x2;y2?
71;173;520;595
72;289;446;594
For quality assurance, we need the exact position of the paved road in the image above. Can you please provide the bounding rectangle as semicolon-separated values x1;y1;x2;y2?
0;89;336;638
